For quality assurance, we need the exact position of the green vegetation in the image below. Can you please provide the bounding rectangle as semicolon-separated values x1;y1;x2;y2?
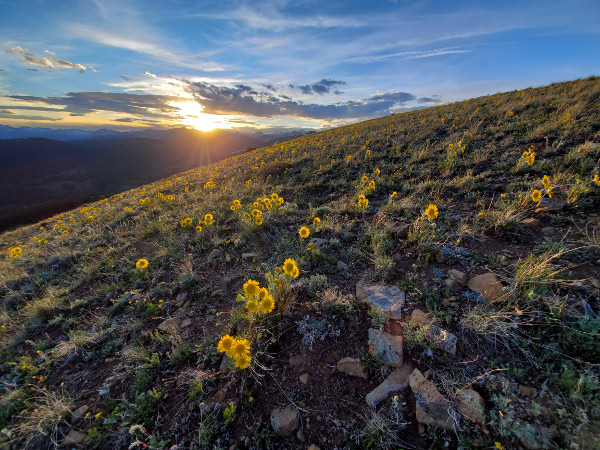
1;77;600;449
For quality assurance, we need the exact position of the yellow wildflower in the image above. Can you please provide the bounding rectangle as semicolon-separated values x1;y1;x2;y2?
243;279;260;297
425;204;439;221
542;175;550;188
136;258;149;269
259;295;275;314
231;339;250;360
299;226;310;239
234;353;251;369
218;335;235;354
531;190;542;202
204;214;213;225
246;299;258;313
313;217;320;226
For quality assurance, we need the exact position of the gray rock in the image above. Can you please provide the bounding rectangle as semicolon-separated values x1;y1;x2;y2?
447;269;467;284
310;238;328;245
71;405;89;423
368;328;403;367
389;223;410;238
409;368;456;431
541;226;557;236
356;282;405;319
337;357;367;379
158;317;181;333
242;253;258;259
180;318;192;329
535;197;564;213
60;430;87;446
366;362;413;407
428;325;457;355
337;260;348;270
208;248;222;261
271;406;298;436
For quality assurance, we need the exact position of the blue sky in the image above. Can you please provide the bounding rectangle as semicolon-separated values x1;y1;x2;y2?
0;0;599;131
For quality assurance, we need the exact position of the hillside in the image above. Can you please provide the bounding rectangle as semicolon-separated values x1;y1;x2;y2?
1;77;600;450
0;129;306;231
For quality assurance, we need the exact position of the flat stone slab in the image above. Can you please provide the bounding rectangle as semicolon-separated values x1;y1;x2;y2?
366;362;413;407
356;282;405;319
409;368;456;431
368;328;403;367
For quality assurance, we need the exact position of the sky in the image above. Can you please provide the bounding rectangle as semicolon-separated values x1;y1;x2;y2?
0;0;599;132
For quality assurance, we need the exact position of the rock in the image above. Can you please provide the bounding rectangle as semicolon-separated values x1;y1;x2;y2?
467;273;506;302
522;218;540;229
535;197;564;213
299;373;309;384
445;279;463;290
208;248;222;261
219;356;231;373
244;437;251;447
180;318;192;329
337;260;348;270
389;223;410;238
409;368;456;431
242;253;258;259
588;214;600;225
442;296;457;306
368;328;403;367
418;423;425;434
447;269;468;284
71;405;89;423
541;226;557;236
356;282;405;319
433;252;445;263
296;428;305;442
366;362;413;407
176;292;188;304
270;406;298;436
337;357;368;379
158;317;181;333
589;277;600;289
411;309;429;324
310;238;328;245
61;430;87;446
428;325;457;355
519;385;538;397
456;389;486;424
307;445;321;450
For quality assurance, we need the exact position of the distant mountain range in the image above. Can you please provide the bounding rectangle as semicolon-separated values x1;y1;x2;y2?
0;124;312;142
0;127;310;231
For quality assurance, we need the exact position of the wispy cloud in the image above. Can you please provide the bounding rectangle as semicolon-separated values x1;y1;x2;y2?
196;5;365;32
6;46;87;72
69;25;232;72
344;47;471;64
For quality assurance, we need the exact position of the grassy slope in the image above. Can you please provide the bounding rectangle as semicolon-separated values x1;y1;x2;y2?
1;77;600;449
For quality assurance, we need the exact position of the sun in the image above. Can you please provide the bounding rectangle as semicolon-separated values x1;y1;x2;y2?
169;101;230;131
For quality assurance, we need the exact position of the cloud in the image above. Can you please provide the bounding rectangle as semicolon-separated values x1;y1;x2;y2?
7;46;87;72
0;110;61;121
294;79;347;95
197;6;365;32
69;25;231;72
184;80;418;120
344;47;471;63
417;97;443;104
145;71;157;77
7;92;180;119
